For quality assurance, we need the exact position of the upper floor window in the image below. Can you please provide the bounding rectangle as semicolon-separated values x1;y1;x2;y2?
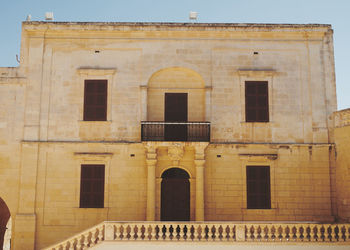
246;166;271;209
83;80;107;121
80;164;105;208
245;81;269;122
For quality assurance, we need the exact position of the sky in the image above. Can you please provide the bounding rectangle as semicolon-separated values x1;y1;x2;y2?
1;0;349;110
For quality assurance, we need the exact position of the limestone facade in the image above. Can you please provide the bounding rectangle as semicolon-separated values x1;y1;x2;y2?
0;21;348;249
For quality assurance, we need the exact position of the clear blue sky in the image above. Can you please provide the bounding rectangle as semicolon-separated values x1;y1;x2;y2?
1;0;349;110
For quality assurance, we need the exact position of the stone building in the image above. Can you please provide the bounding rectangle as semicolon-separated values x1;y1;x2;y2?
0;21;349;249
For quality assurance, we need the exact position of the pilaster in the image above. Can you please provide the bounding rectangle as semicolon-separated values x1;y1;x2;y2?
145;145;157;221
194;143;208;221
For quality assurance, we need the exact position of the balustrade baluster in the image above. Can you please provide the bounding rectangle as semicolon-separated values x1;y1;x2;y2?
205;225;210;241
225;225;231;241
339;225;344;241
193;225;199;241
83;233;90;248
252;225;258;241
217;225;223;241
151;225;157;240
181;224;186;240
164;225;170;240
126;225;132;240
115;224;121;240
273;226;278;241
188;225;194;241
97;226;104;243
140;225;146;240
266;225;272;241
306;226;312;241
345;225;350;242
325;225;331;242
200;225;205;241
210;225;216;241
223;225;229;241
146;225;151;240
257;225;262;241
132;225;138;240
295;226;302;241
257;225;263;241
310;225;317;242
90;230;97;246
77;236;82;250
262;226;268;241
344;225;350;242
68;239;75;250
280;225;287;241
322;225;327;242
284;226;290;241
245;225;251;241
331;225;338;242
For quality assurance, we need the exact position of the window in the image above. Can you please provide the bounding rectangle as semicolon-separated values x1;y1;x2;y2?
83;80;107;121
80;164;105;208
245;81;269;122
246;166;271;209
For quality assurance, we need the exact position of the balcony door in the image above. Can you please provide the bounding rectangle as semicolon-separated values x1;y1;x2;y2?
161;168;190;221
164;93;188;141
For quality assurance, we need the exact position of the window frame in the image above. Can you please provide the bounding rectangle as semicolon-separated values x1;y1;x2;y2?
74;151;113;209
239;154;276;213
237;69;275;123
77;68;116;122
245;81;269;122
83;79;108;121
80;164;105;208
246;165;271;209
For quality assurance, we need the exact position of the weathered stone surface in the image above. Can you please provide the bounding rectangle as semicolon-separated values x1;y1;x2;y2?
0;22;346;249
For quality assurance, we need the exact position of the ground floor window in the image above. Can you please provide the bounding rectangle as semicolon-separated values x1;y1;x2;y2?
80;164;105;208
246;166;271;209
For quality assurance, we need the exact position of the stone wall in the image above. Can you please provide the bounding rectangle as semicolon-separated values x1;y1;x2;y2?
0;22;339;249
334;109;350;222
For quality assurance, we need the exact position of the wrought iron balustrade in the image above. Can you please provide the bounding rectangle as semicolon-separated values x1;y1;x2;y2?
141;121;210;142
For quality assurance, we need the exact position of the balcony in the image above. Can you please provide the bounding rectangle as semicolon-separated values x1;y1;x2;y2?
141;122;210;142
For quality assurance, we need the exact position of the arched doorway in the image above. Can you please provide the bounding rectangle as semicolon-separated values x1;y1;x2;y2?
0;197;10;249
161;168;190;221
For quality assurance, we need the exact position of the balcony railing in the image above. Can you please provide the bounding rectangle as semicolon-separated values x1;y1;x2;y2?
44;221;350;249
141;121;210;142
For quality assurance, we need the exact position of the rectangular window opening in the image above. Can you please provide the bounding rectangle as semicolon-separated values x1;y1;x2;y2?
80;164;105;208
83;79;107;121
245;81;269;122
246;166;271;209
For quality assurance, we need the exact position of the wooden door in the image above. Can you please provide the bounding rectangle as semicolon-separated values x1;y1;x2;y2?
161;168;190;221
164;93;188;141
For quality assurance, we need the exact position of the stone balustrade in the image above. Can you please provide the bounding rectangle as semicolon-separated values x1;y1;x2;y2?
44;223;104;250
44;222;350;249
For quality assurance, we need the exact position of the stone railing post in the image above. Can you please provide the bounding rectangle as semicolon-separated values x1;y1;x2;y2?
105;224;114;241
236;225;246;242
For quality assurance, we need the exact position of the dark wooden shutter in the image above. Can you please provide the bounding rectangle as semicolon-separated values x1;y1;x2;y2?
164;93;188;122
83;80;107;121
245;81;269;122
164;93;188;141
80;164;105;208
246;166;271;209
